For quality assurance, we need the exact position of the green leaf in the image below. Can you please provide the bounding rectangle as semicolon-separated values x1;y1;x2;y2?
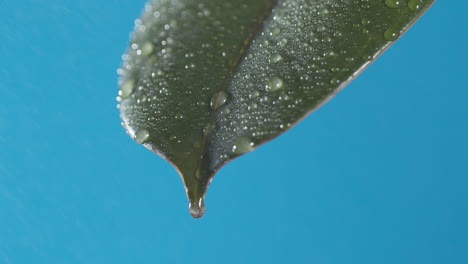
118;0;435;217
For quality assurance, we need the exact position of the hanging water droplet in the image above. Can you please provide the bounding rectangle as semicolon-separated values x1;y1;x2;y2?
232;137;254;154
189;197;205;218
210;90;228;110
135;129;150;144
384;28;400;41
120;79;135;99
269;53;283;64
266;76;284;92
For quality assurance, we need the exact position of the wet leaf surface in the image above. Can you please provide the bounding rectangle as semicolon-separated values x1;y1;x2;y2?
118;0;435;217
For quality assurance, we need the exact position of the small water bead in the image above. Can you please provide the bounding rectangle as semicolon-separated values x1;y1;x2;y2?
408;0;422;11
330;78;340;85
248;103;258;110
249;91;260;99
175;113;184;119
384;28;400;41
210;90;228;110
278;38;288;46
222;108;231;115
261;39;270;47
385;0;402;8
269;53;283;64
120;79;135;99
135;129;150;144
270;27;281;36
232;137;254;154
267;76;284;92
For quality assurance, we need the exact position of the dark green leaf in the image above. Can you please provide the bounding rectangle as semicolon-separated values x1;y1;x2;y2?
117;0;435;217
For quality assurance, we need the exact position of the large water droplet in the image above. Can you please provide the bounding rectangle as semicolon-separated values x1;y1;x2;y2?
266;76;284;92
210;90;228;110
135;129;150;144
120;79;135;99
384;28;400;41
232;137;254;154
189;197;205;218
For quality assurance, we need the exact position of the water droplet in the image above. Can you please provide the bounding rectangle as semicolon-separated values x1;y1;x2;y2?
120;79;135;99
175;113;184;119
384;28;400;41
135;129;150;144
408;0;422;11
270;27;281;36
232;137;254;154
140;42;154;56
189;197;205;218
222;108;231;115
385;0;402;8
269;53;283;64
278;38;288;46
249;91;260;99
330;78;340;85
210;90;228;110
203;123;216;135
266;76;284;92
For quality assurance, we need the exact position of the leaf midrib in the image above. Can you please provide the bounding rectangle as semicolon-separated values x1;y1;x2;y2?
194;0;280;177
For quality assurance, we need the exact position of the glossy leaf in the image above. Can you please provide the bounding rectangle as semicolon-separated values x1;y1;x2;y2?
117;0;435;217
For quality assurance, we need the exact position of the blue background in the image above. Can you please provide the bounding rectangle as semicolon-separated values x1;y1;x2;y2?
0;1;466;263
